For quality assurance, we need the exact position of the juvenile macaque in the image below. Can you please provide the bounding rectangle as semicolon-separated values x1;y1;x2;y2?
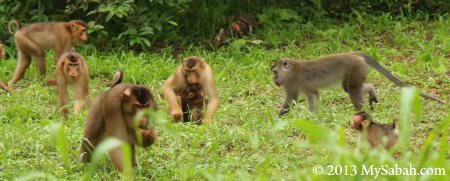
272;52;445;115
80;71;157;171
0;80;11;92
0;40;6;59
213;15;258;46
350;112;398;149
56;51;90;116
230;15;258;37
163;56;219;124
7;20;88;89
177;83;207;123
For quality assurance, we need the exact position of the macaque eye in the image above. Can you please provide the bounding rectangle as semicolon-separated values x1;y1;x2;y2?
283;61;289;68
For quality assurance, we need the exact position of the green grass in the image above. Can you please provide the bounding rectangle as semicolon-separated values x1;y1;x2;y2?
0;14;449;180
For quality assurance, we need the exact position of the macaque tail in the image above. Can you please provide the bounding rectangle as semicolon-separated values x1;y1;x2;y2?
360;53;445;104
8;20;21;34
110;70;123;88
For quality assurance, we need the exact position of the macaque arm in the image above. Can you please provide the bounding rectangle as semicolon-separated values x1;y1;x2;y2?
57;80;70;116
163;67;184;116
203;70;219;124
75;79;90;114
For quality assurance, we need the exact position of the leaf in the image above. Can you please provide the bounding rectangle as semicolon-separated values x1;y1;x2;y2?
83;138;133;180
168;21;178;26
49;123;70;172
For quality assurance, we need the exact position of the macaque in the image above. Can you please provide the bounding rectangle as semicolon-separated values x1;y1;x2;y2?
0;40;6;59
213;15;258;46
0;80;11;92
177;83;207;123
272;52;445;115
350;112;398;149
163;56;219;124
56;51;90;116
80;71;157;171
230;15;258;37
7;20;88;89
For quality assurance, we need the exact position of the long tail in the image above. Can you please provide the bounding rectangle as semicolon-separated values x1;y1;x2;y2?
8;20;21;34
360;53;445;104
110;70;123;88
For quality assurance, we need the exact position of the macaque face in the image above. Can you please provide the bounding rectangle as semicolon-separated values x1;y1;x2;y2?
350;115;364;130
183;84;203;100
69;21;88;43
272;59;292;86
182;57;204;84
350;112;371;131
231;22;241;33
183;68;200;84
63;55;81;79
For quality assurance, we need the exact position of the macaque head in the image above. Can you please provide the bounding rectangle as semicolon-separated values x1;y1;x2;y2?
68;20;88;43
231;21;242;34
62;53;83;79
272;58;293;86
350;111;372;131
183;84;203;100
182;56;205;84
121;86;157;115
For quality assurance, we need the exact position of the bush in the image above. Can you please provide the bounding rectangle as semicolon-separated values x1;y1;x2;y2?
0;0;448;51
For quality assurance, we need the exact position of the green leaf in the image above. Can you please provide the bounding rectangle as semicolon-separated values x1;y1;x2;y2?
168;21;178;26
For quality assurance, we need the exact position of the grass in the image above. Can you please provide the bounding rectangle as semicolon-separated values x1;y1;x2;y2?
0;14;449;180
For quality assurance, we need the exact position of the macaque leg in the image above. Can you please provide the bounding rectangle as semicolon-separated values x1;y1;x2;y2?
109;145;136;171
58;84;70;116
279;89;299;116
362;83;378;109
306;90;319;112
8;50;31;88
349;86;364;111
109;147;125;171
192;109;203;123
16;34;47;77
80;138;100;163
75;84;90;114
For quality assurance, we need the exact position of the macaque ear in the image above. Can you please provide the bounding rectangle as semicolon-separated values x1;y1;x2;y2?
121;88;132;101
362;120;371;128
199;58;205;67
229;15;236;23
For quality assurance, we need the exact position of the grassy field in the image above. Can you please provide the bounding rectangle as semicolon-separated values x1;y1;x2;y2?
0;14;449;180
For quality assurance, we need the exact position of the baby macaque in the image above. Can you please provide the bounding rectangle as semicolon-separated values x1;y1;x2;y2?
177;83;207;123
350;112;399;149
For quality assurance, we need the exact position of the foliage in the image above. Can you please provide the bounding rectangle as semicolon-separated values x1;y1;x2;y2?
0;0;449;50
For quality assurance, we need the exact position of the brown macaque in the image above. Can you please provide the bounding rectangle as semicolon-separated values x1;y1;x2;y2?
230;15;258;37
163;56;219;124
80;71;157;171
213;15;258;46
350;112;398;149
56;51;90;116
7;20;88;89
0;40;6;59
0;80;11;92
272;52;445;116
177;83;207;123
